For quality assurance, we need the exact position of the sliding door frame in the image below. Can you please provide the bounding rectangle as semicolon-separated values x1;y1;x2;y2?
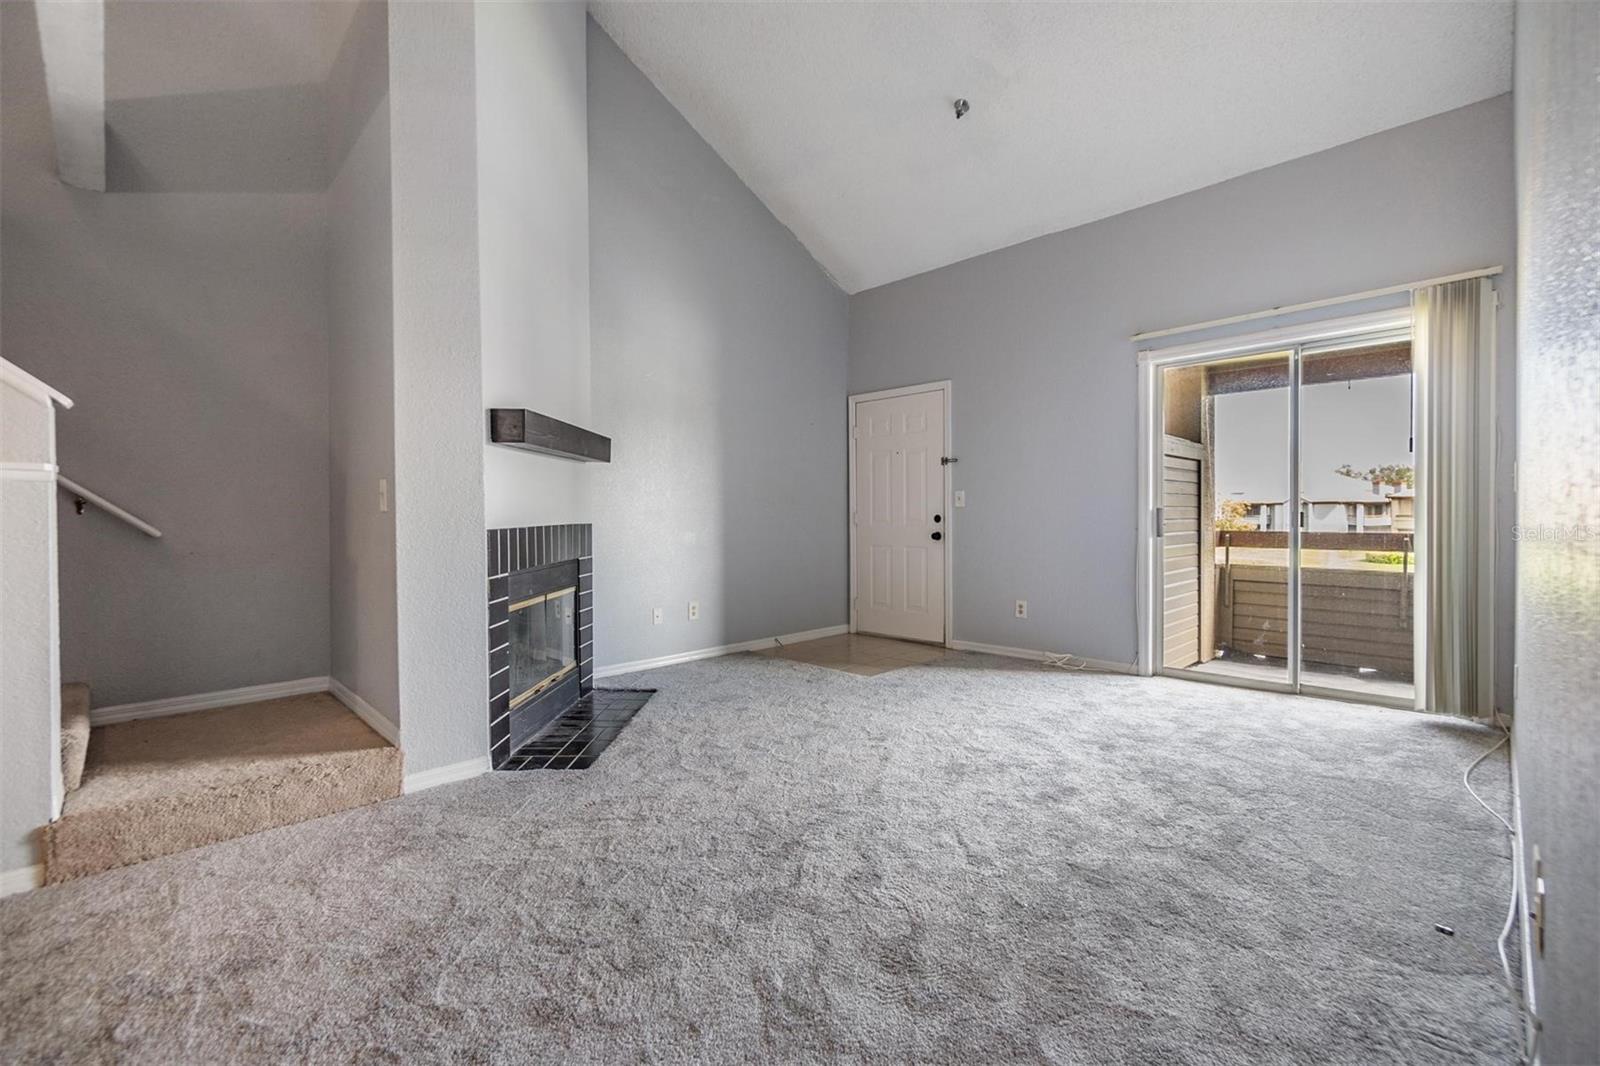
1135;308;1419;711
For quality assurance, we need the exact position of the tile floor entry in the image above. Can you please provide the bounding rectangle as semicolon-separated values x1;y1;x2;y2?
754;633;946;676
500;689;655;770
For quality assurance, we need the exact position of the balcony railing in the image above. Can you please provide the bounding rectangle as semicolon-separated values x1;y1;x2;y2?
1212;530;1413;681
1216;530;1412;552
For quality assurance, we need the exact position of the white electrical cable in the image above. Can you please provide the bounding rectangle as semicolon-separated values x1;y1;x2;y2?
1495;851;1534;1063
1464;727;1513;833
1464;719;1541;1063
1497;845;1542;1065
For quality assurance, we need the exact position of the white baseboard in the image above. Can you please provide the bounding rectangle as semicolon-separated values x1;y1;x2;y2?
0;864;43;898
948;640;1136;674
89;676;333;726
594;623;850;678
328;679;400;746
404;756;490;795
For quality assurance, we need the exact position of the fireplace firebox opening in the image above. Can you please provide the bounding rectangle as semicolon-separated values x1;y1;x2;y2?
504;558;582;752
509;585;576;709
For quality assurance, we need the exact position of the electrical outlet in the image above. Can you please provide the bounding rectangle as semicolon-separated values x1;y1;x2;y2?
688;600;700;621
652;607;664;625
1015;600;1028;619
953;490;966;508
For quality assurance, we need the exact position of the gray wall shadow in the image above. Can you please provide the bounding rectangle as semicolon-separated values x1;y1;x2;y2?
106;83;328;193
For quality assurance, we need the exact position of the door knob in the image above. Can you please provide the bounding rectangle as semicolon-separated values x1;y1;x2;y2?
931;531;943;541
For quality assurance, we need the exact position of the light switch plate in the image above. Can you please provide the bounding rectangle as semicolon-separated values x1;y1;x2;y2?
652;607;664;625
953;490;966;508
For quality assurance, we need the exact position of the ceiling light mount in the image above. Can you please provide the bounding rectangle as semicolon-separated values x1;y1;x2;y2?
953;98;970;120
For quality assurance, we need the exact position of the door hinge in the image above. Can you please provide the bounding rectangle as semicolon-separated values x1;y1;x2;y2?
1154;506;1165;537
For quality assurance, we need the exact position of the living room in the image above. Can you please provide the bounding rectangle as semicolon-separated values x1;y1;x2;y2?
1;2;1594;1061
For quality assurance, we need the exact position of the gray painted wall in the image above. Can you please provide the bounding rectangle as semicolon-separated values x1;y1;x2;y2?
850;96;1517;705
479;1;592;531
326;0;398;729
587;20;850;668
1511;2;1599;1060
388;1;489;775
1;1;332;708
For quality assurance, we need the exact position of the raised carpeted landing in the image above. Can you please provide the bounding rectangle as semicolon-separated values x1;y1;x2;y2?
2;653;1515;1063
44;693;401;883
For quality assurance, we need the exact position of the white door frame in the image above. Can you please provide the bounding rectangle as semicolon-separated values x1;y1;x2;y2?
1135;309;1419;710
848;380;954;647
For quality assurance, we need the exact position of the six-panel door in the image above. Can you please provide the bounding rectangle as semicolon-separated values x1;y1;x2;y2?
853;388;945;643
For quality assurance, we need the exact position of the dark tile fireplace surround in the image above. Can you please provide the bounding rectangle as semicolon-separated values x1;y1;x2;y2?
487;524;594;769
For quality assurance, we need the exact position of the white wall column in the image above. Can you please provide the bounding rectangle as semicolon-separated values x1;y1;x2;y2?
387;1;490;782
1;361;73;890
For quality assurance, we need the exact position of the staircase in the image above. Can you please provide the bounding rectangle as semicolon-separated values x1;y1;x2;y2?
6;358;404;889
46;685;402;884
59;682;91;791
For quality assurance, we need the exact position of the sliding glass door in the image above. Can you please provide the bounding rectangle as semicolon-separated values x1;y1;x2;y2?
1148;315;1417;708
1295;336;1416;700
1160;350;1292;685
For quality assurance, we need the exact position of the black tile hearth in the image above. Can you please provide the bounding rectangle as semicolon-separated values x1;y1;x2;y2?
498;689;654;771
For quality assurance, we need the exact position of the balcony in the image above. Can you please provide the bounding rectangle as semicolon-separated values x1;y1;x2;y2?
1176;530;1415;701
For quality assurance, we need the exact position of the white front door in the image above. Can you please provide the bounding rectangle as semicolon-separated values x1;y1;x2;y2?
852;386;946;643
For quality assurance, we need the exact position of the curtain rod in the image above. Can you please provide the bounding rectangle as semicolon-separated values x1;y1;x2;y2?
1131;266;1503;344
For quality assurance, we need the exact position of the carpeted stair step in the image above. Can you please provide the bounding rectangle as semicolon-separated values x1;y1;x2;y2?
44;693;401;884
60;682;91;792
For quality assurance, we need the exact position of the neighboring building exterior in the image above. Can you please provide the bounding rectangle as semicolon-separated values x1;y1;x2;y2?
1227;490;1412;534
1233;499;1288;531
1387;489;1415;533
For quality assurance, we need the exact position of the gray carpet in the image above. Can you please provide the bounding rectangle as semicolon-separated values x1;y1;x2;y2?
0;651;1517;1063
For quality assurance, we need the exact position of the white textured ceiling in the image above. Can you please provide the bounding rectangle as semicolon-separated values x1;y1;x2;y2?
590;1;1512;294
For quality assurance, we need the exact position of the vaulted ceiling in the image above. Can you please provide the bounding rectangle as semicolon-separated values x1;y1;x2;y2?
591;1;1513;294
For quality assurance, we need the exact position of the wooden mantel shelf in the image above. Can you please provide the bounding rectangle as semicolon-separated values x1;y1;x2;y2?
488;409;611;463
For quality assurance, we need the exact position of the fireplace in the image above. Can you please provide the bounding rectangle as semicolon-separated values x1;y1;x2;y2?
488;524;593;768
506;560;579;748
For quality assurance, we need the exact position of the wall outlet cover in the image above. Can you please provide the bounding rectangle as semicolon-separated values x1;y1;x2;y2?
1015;599;1028;619
688;600;700;620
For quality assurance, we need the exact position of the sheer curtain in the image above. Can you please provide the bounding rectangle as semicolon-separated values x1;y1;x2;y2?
1413;277;1496;717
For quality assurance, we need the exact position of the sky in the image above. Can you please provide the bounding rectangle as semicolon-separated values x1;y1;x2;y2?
1210;374;1413;503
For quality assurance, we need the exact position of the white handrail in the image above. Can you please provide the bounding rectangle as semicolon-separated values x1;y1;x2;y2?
1;357;74;409
57;475;162;538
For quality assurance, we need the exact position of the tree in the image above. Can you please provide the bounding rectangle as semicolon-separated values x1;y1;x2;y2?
1215;499;1253;531
1334;463;1414;490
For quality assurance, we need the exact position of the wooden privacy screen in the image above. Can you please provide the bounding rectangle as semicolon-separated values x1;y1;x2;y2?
1217;563;1414;679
